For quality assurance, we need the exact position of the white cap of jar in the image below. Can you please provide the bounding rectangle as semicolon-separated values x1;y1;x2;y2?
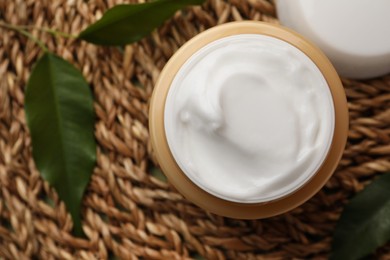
276;0;390;79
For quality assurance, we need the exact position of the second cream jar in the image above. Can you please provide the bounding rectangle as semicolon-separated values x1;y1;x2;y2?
149;22;348;218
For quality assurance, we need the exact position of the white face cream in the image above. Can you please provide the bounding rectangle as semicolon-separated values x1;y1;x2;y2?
164;34;335;203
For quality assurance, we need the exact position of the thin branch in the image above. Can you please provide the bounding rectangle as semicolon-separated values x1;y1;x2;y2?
0;20;78;53
0;20;49;52
20;25;77;39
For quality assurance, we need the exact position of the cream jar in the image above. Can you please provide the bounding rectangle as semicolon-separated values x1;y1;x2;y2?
276;0;390;79
149;22;348;218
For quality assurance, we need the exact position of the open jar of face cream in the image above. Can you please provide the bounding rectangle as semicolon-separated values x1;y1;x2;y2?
149;22;348;218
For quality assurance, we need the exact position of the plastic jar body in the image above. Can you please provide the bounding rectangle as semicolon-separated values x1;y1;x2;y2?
149;22;348;218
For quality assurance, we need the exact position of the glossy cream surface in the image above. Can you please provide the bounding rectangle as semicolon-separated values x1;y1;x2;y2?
164;34;335;203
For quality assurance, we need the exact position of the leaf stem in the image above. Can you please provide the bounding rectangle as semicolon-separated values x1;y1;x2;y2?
0;20;49;52
0;20;78;52
27;26;77;39
0;21;77;39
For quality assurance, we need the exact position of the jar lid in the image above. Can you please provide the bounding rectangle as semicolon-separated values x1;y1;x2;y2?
276;0;390;79
149;22;348;219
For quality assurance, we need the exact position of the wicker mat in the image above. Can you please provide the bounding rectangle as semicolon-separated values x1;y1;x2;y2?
1;0;390;259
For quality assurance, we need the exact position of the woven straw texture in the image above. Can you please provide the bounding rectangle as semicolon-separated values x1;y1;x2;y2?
1;0;390;259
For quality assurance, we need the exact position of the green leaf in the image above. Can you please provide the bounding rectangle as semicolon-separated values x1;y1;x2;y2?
150;166;167;182
192;253;206;260
25;53;96;236
78;0;205;46
331;173;390;260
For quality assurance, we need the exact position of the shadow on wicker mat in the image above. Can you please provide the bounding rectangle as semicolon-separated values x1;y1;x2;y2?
0;0;390;259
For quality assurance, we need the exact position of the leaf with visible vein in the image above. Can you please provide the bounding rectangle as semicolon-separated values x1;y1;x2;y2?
25;53;96;236
78;0;205;46
331;173;390;260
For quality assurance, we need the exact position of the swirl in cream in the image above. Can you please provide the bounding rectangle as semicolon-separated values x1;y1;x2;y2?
164;34;335;203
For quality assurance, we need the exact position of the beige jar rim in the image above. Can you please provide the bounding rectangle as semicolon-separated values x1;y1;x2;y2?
149;21;348;219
